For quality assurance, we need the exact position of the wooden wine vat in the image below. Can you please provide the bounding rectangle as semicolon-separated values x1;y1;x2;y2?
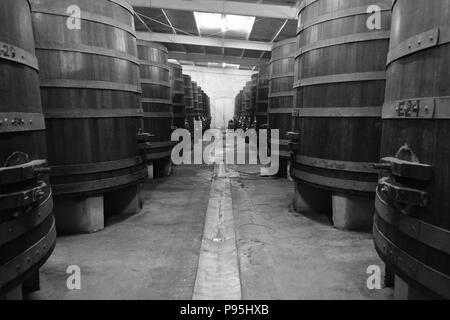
191;81;199;120
292;0;391;230
204;94;211;131
234;91;244;127
373;0;450;299
32;0;147;195
242;81;253;128
169;60;186;130
255;62;270;129
0;0;56;298
137;40;174;177
250;74;258;127
269;38;296;175
196;86;203;119
183;74;194;134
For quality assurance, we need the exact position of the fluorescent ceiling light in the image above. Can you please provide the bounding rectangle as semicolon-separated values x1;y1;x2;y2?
207;62;241;69
194;12;255;36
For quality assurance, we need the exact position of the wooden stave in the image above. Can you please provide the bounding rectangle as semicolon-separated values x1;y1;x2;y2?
292;0;391;194
374;0;450;299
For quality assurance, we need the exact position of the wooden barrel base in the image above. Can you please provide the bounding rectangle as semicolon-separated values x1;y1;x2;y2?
0;190;56;297
0;285;23;300
22;270;40;294
394;276;437;300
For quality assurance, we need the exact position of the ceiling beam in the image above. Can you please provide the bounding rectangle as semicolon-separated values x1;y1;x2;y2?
130;0;297;20
168;52;268;68
137;32;272;51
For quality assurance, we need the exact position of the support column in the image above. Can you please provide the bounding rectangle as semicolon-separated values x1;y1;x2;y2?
331;193;374;231
293;181;332;214
147;163;154;180
154;158;172;178
104;184;142;217
54;196;104;234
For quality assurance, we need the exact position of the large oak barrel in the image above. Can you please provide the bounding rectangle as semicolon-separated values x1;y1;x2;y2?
292;0;391;205
191;81;199;120
0;0;55;297
373;0;450;299
250;74;258;127
242;81;252;128
255;62;270;129
31;0;147;198
183;74;194;133
169;60;186;130
204;94;211;130
269;38;296;168
137;40;174;164
196;86;203;120
235;91;242;118
235;91;244;127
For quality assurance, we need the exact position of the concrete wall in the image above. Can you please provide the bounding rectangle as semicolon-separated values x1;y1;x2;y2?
182;65;253;129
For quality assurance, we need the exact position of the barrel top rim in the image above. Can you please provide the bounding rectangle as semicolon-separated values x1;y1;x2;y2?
109;0;134;14
272;37;297;49
137;40;168;52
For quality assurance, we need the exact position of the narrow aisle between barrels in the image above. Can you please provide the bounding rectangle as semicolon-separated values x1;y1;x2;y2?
26;164;213;300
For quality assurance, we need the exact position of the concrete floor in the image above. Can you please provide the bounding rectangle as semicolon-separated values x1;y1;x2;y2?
27;142;393;300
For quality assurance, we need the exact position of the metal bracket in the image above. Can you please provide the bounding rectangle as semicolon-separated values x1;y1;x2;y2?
378;177;428;209
0;181;50;212
375;157;433;181
0;160;48;185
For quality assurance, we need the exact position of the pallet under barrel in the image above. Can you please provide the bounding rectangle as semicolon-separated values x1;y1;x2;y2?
31;0;148;234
